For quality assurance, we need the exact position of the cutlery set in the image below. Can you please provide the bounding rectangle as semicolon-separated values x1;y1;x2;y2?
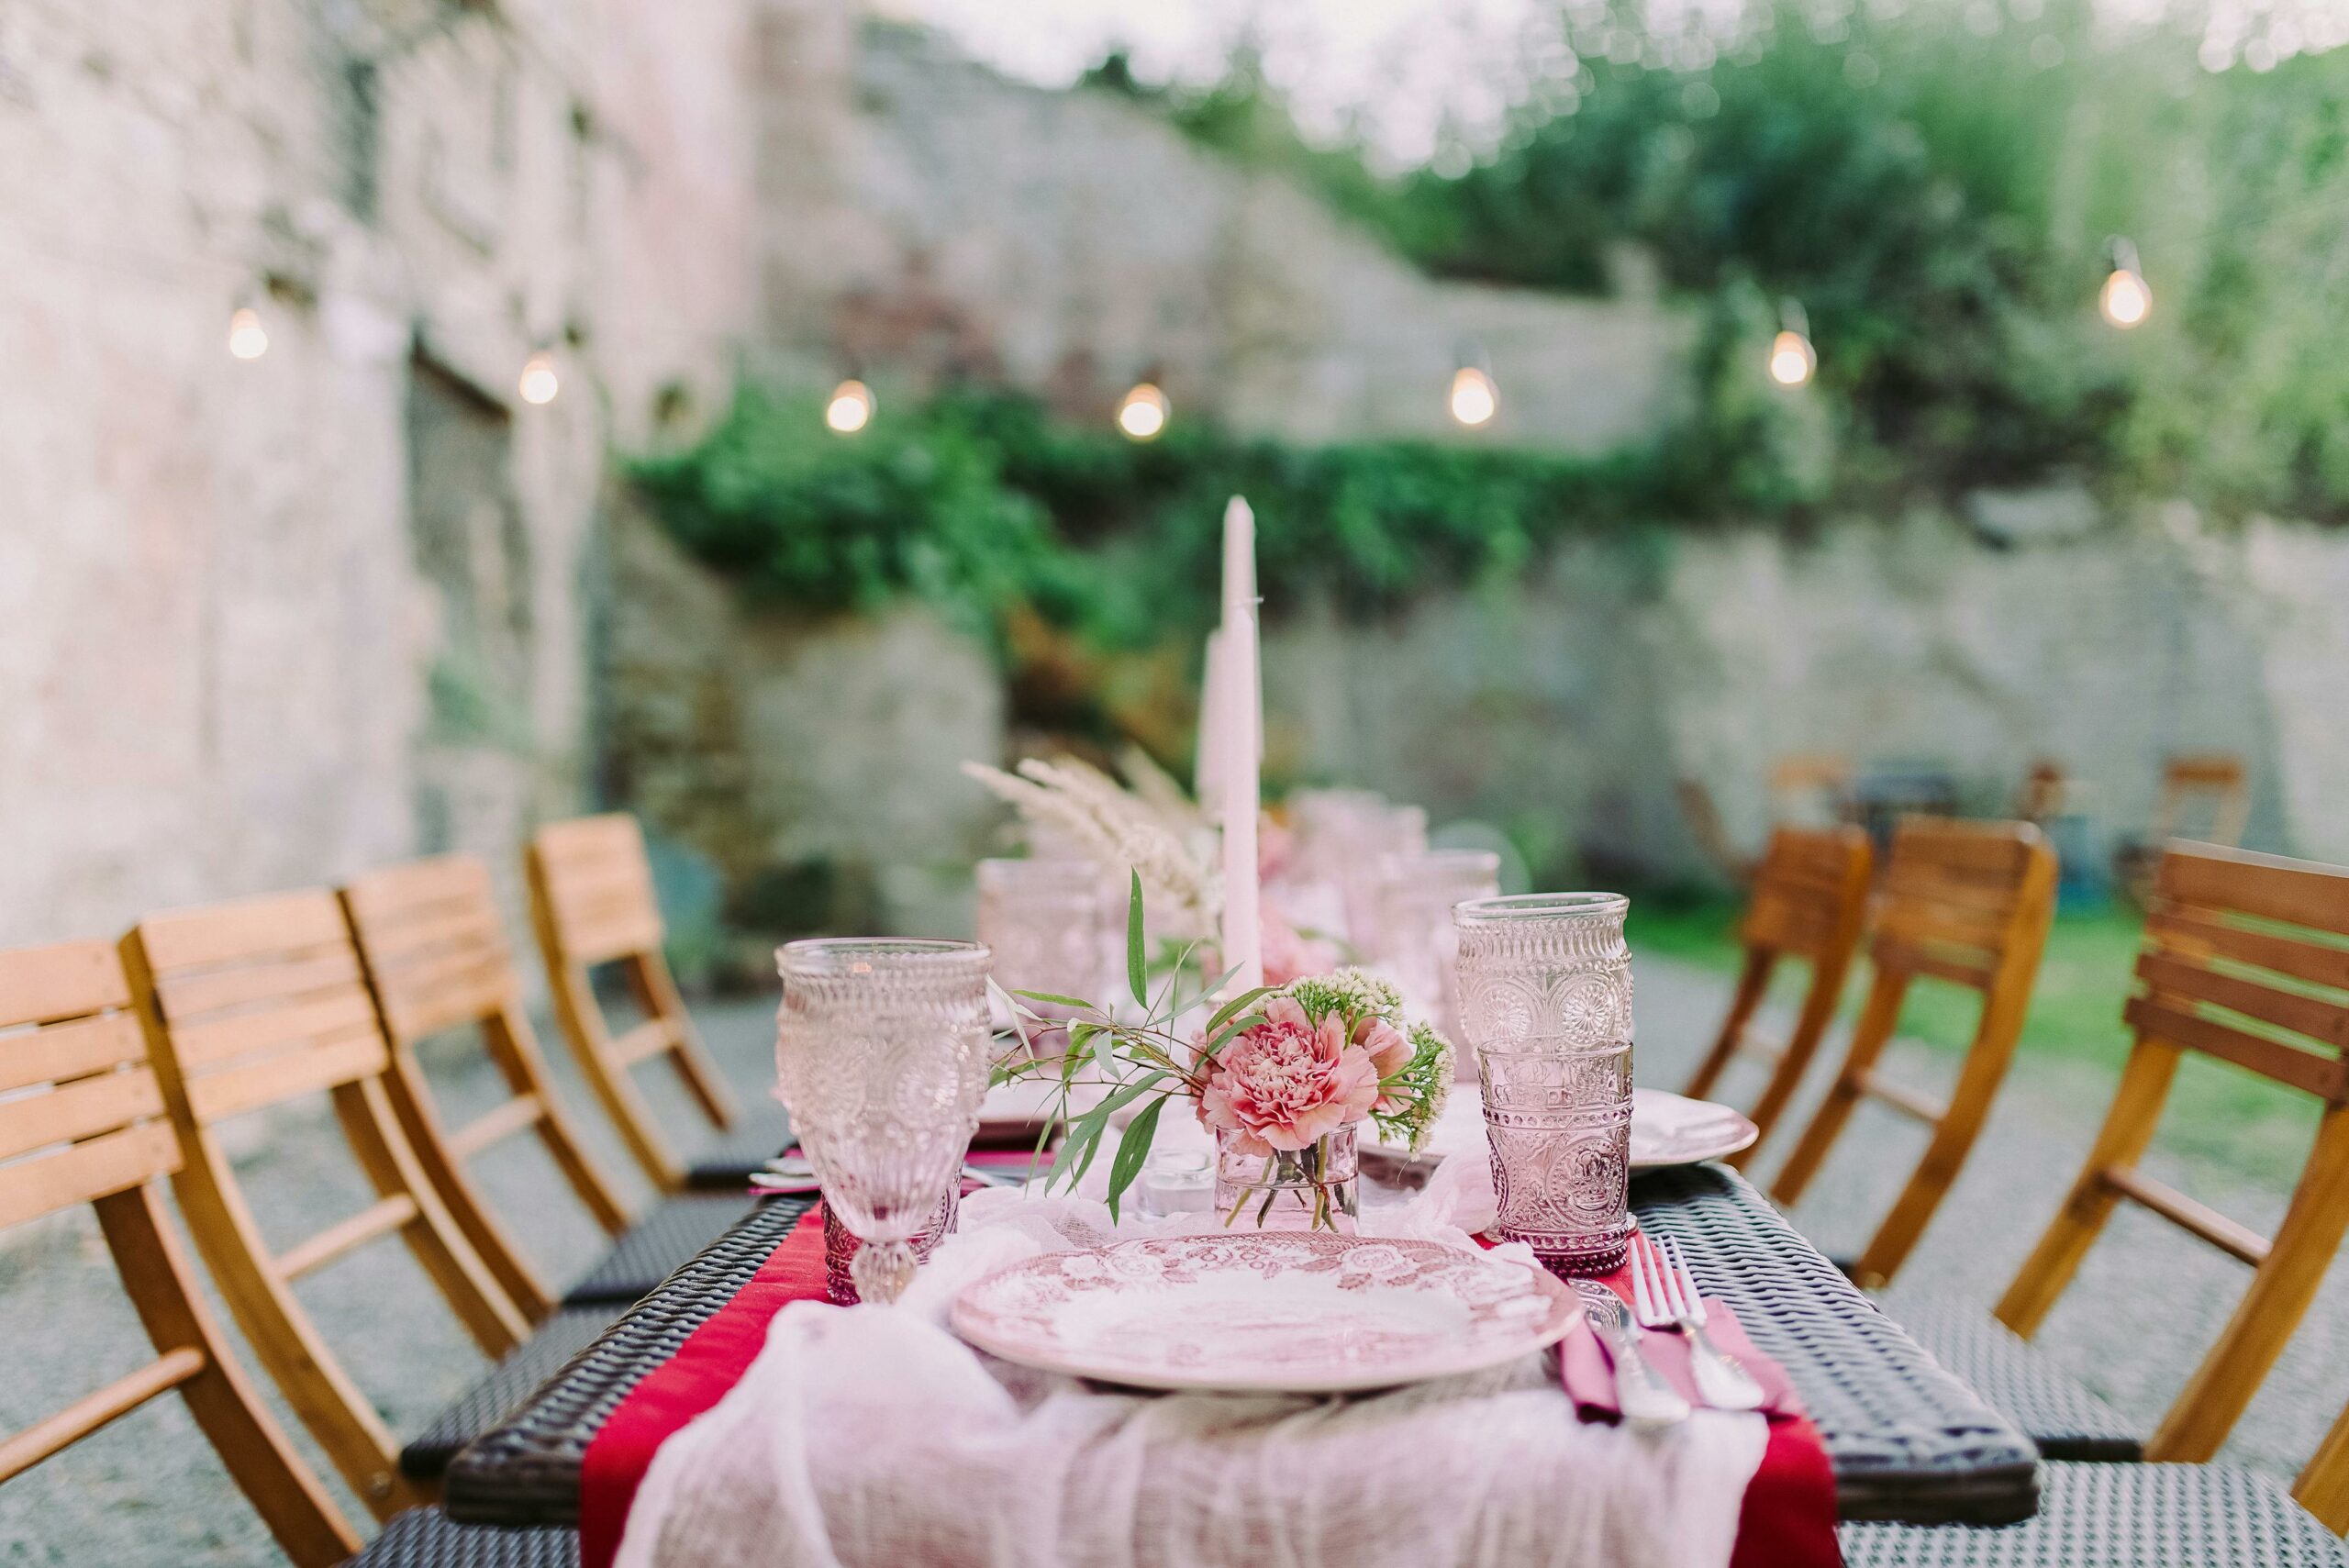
1580;1236;1765;1424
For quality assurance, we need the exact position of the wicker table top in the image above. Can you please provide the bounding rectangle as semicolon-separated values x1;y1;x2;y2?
444;1163;2038;1530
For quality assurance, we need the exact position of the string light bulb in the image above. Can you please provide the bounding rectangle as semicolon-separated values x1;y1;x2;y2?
2100;237;2151;328
1448;339;1498;428
1768;299;1817;387
824;378;874;434
1116;380;1169;441
518;348;560;406
227;304;269;361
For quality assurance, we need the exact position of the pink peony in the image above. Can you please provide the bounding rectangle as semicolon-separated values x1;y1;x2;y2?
1353;1016;1413;1112
1197;995;1379;1157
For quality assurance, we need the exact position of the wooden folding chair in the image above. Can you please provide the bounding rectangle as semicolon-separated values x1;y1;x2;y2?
1769;817;2059;1288
118;889;615;1518
526;815;784;1193
1768;752;1854;827
2115;754;2251;906
0;938;362;1566
1982;842;2349;1462
344;853;751;1317
1681;826;1874;1159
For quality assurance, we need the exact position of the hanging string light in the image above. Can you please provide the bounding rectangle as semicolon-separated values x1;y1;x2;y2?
227;302;270;361
518;346;561;406
1448;338;1497;428
825;378;874;434
1116;377;1170;441
1768;298;1817;387
2099;236;2151;328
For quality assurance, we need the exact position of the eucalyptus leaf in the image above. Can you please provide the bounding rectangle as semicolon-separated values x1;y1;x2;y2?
1013;990;1097;1010
1126;872;1147;1008
1103;1097;1165;1224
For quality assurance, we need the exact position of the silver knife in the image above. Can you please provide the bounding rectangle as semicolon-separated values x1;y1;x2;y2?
1572;1282;1691;1426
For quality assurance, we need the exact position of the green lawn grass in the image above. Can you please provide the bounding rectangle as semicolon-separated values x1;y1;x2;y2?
1629;897;2319;1189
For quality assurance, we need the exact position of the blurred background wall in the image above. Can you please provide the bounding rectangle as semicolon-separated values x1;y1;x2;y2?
9;0;2349;960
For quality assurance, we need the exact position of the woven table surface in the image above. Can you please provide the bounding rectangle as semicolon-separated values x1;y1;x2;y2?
445;1165;2037;1529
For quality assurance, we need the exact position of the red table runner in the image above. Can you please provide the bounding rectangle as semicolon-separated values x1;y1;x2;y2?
581;1212;1841;1568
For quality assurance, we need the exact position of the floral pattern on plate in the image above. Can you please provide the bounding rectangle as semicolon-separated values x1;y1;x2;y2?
950;1233;1579;1393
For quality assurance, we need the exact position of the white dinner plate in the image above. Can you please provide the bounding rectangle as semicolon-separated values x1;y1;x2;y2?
951;1232;1578;1394
1365;1086;1758;1175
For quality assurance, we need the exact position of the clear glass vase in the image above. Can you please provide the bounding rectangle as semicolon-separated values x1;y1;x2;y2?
1453;893;1634;1276
1213;1125;1361;1234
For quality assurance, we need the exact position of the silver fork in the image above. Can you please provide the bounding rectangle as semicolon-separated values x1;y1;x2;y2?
1628;1236;1766;1411
1570;1282;1689;1426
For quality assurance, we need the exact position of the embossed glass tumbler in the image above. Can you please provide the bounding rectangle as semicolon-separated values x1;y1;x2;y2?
1370;848;1502;1050
774;940;993;1305
1453;894;1634;1275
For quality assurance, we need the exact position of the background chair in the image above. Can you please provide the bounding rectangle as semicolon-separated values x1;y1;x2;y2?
1682;825;1873;1160
526;815;786;1194
1898;842;2349;1470
1770;817;2059;1288
119;891;615;1518
2113;753;2251;904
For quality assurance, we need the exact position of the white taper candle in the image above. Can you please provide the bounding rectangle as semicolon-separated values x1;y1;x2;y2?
1219;495;1263;993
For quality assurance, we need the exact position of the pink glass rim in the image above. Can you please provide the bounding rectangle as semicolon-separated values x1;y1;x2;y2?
975;857;1105;889
775;937;991;978
1452;891;1628;925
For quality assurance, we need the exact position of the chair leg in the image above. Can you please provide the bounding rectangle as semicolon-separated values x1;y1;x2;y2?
2149;1104;2349;1462
1770;968;1906;1207
629;951;738;1129
1686;949;1774;1102
1995;1042;2181;1337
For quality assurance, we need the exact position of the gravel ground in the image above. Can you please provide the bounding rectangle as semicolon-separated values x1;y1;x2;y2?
6;954;2343;1562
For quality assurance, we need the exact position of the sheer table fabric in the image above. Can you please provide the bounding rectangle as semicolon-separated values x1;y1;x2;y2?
613;1166;1767;1568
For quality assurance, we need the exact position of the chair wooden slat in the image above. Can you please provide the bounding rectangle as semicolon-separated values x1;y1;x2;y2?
0;939;362;1565
273;1194;419;1282
528;814;740;1193
0;940;130;1027
0;1067;164;1162
151;949;365;1022
1994;841;2349;1466
343;854;637;1322
0;1347;205;1485
0;1012;147;1095
168;988;383;1070
2144;900;2349;992
1771;817;2058;1288
181;1026;388;1124
0;1121;181;1231
135;892;350;973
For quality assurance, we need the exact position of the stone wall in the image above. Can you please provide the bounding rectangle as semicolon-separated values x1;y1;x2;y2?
755;16;1690;451
0;0;762;949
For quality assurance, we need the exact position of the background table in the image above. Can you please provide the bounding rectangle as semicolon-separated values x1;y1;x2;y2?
445;1163;2040;1529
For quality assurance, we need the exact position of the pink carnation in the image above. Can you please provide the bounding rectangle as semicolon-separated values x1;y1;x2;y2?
1353;1016;1413;1112
1197;995;1379;1157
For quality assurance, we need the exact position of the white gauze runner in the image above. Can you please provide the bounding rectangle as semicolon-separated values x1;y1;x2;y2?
616;1150;1767;1568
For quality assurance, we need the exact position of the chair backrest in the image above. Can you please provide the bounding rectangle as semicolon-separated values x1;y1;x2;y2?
0;940;360;1565
2014;759;2068;823
344;853;633;1322
2151;752;2250;847
1770;817;2058;1286
1997;842;2349;1468
1683;826;1873;1153
121;890;529;1518
1767;752;1853;826
525;814;739;1192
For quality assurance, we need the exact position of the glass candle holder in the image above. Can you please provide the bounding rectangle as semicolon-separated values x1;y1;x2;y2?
1368;848;1502;1050
774;939;992;1304
1452;894;1634;1275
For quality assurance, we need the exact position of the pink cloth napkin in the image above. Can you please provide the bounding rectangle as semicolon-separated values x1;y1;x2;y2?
1559;1294;1805;1423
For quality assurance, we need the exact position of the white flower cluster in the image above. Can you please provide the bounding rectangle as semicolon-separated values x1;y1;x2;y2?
1286;966;1404;1026
961;755;1218;934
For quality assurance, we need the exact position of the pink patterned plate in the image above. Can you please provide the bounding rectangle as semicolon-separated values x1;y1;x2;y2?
950;1233;1580;1394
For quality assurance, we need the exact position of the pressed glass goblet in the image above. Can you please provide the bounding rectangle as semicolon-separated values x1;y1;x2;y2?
1368;848;1501;1049
774;939;992;1305
1453;893;1634;1275
975;858;1110;1014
